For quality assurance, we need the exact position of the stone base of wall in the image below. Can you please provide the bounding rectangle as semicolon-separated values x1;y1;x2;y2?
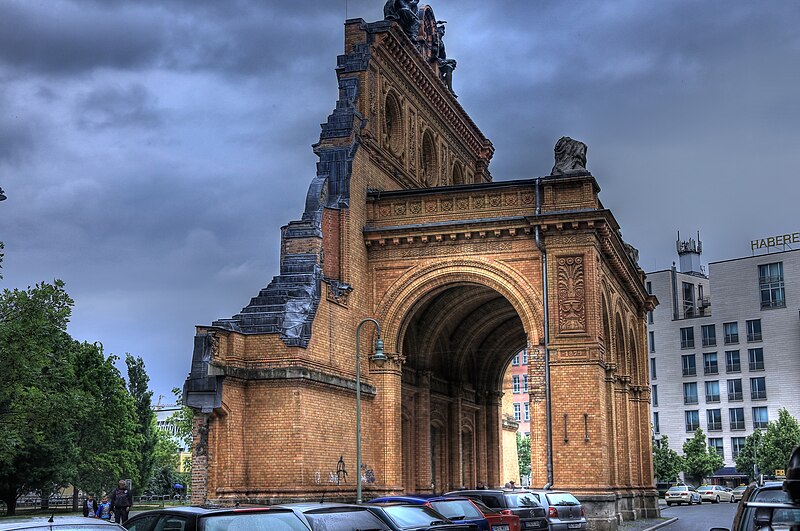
579;490;661;531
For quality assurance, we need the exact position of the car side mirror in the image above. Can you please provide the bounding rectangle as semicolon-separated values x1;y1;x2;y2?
784;444;800;503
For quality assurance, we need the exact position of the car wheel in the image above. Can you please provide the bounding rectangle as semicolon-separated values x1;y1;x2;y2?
715;495;720;504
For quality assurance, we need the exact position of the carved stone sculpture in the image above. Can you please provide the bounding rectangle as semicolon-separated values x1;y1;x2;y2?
384;0;420;44
550;136;588;175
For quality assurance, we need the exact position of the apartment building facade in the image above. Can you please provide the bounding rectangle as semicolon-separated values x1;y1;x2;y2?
647;237;800;480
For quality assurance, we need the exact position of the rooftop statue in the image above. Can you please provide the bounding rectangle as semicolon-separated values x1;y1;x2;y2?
550;136;588;175
384;0;420;44
436;21;457;96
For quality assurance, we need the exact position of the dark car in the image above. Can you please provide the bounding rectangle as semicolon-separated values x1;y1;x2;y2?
369;496;490;531
278;502;393;531
710;445;800;531
524;490;587;531
122;506;311;531
0;517;126;531
366;502;481;531
442;490;548;530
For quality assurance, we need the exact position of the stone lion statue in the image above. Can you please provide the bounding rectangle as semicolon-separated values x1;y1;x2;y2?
550;136;588;175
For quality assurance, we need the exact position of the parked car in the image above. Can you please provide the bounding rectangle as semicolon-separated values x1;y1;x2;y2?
365;502;480;531
469;499;521;531
730;485;748;502
122;506;311;531
0;517;126;531
697;485;735;504
279;502;392;531
524;490;587;530
665;485;701;506
370;496;490;531
442;490;549;530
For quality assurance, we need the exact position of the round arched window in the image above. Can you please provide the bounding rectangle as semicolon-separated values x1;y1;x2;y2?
421;131;438;187
384;92;403;155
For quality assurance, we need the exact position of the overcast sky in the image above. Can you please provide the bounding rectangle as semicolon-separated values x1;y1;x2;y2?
1;0;798;401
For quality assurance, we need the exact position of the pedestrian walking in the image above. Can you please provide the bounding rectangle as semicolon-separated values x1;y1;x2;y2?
82;494;99;518
97;496;112;520
110;480;133;524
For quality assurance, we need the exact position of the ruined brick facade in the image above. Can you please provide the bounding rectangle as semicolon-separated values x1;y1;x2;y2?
184;8;658;530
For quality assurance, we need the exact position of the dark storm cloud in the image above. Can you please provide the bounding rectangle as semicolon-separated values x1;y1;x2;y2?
75;83;162;130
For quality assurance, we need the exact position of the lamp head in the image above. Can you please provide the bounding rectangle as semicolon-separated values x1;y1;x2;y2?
371;338;387;367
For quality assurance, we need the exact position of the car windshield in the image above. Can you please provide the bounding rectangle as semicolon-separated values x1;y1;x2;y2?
505;493;541;508
201;512;310;531
429;500;483;520
545;493;580;506
303;508;388;531
381;505;449;528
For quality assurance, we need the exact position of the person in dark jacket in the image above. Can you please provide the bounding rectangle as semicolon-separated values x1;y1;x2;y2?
82;494;99;518
109;480;133;523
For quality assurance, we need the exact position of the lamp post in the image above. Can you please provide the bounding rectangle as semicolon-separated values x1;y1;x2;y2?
355;318;386;504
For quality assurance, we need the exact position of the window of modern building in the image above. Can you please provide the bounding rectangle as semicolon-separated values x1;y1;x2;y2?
727;379;743;401
522;374;529;393
707;409;722;431
753;406;769;429
702;324;717;347
512;354;520;366
683;382;698;405
682;354;696;377
724;322;739;344
649;331;655;353
725;350;741;373
521;350;529;364
681;327;695;349
648;310;654;324
683;282;696;318
513;403;521;421
750;377;767;400
759;262;786;309
652;385;658;407
730;407;745;430
748;348;765;371
512;375;520;393
746;319;763;342
654;412;660;434
732;437;746;459
705;380;720;403
686;410;700;432
650;358;657;380
703;352;719;375
523;401;530;422
709;437;724;458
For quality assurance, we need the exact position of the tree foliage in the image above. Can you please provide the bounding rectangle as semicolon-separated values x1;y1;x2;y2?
127;354;157;494
682;428;724;483
516;433;531;477
760;408;800;475
653;435;684;483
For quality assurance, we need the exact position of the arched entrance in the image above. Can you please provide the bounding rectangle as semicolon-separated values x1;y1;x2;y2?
376;261;543;493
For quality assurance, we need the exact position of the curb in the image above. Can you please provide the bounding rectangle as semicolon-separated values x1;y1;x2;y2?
641;517;678;531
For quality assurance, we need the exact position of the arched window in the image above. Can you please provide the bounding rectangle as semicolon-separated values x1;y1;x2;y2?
421;131;437;187
384;91;403;155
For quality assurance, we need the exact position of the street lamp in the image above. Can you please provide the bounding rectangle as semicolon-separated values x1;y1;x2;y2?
355;318;386;504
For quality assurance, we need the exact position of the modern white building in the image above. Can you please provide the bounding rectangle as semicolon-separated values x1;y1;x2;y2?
647;235;800;481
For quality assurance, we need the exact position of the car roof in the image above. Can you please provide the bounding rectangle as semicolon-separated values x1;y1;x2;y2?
0;517;125;531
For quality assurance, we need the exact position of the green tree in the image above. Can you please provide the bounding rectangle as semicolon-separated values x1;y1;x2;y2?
682;428;724;484
736;428;764;480
516;433;531;477
71;342;139;505
126;354;157;494
0;281;79;515
653;435;684;483
760;408;800;476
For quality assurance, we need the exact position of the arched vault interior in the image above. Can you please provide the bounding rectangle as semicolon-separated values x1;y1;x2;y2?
401;283;527;393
